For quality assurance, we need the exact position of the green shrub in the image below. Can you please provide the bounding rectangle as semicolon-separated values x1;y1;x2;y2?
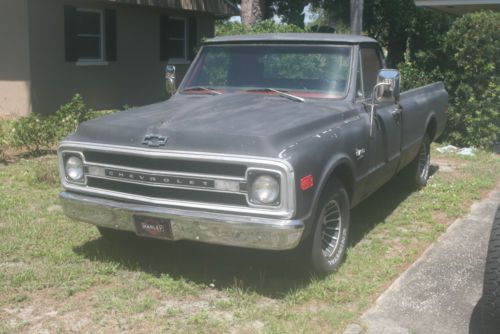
398;59;442;91
441;11;499;148
400;11;499;148
0;119;16;160
10;114;55;152
51;94;93;140
10;94;95;152
215;19;305;36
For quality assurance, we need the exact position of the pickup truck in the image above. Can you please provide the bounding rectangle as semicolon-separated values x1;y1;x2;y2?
58;33;448;274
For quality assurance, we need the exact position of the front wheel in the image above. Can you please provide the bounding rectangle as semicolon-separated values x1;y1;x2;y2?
309;178;350;275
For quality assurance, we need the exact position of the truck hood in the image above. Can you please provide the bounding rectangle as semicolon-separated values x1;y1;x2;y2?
67;93;353;158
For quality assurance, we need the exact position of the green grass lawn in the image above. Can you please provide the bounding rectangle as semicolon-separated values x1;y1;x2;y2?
0;149;498;333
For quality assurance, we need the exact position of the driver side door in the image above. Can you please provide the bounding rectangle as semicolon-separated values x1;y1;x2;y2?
359;46;402;194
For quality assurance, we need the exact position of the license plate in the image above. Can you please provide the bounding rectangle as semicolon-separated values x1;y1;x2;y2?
134;216;173;239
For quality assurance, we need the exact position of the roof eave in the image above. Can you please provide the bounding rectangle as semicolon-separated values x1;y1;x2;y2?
101;0;240;17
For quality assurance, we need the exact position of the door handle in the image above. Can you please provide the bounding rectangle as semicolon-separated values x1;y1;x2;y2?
392;106;402;122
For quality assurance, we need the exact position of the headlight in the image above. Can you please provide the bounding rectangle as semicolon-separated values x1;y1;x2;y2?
249;174;280;205
65;156;84;181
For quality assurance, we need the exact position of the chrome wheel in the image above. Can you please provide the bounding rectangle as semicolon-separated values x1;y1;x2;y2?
309;178;350;275
418;140;430;181
320;199;342;262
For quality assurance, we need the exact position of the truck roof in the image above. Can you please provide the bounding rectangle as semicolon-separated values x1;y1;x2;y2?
204;33;378;45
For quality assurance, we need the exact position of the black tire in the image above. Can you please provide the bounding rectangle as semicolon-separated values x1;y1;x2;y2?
401;134;431;190
481;205;500;333
97;226;134;242
309;178;350;275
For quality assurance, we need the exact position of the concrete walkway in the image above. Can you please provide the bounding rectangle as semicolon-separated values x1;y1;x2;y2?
345;186;500;334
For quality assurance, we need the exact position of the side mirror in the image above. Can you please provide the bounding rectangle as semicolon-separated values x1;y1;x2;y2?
374;69;400;104
369;69;401;137
165;65;176;96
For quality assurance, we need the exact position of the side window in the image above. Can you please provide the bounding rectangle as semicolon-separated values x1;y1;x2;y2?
360;47;382;98
356;56;363;98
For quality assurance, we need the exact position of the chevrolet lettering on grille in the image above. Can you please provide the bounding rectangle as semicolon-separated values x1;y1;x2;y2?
104;169;215;189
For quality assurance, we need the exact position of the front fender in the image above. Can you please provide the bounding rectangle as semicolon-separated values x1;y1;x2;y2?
298;153;356;239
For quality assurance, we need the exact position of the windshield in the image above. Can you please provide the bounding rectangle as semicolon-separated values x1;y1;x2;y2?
181;44;353;99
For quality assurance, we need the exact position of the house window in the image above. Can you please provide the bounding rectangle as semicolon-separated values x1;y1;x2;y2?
64;6;117;63
167;17;187;60
160;15;198;62
76;9;104;61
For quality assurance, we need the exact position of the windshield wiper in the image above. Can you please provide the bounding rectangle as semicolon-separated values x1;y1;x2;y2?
247;88;305;103
183;86;222;95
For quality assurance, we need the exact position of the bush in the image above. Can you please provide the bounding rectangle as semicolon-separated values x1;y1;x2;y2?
399;59;442;91
442;11;499;148
215;19;305;36
10;115;55;152
10;94;95;152
51;93;93;140
400;11;499;148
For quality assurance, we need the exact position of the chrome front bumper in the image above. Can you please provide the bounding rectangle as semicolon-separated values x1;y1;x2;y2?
60;192;304;250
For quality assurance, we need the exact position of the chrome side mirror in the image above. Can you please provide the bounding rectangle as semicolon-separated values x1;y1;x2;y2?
369;69;401;136
165;65;176;96
374;69;400;104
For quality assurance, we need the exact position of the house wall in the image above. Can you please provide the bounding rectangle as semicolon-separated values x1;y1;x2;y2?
0;0;32;117
27;0;214;115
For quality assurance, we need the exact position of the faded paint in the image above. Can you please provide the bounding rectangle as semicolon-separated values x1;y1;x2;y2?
0;0;31;116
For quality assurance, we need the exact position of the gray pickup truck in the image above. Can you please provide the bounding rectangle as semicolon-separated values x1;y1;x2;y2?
58;33;447;274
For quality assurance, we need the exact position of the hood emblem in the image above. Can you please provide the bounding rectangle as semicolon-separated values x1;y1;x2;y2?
142;134;168;148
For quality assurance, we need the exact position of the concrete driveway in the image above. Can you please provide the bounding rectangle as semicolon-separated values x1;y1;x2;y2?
345;186;500;334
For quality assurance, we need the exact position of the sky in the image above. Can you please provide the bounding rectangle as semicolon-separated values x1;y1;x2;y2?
229;4;319;25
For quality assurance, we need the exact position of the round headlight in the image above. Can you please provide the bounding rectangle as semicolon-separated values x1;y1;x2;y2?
250;175;280;204
65;156;84;181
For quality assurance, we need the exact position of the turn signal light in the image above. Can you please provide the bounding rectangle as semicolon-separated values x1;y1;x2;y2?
300;175;314;191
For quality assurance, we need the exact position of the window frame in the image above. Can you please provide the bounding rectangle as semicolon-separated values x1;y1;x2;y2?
167;16;188;64
75;8;105;63
357;45;384;100
179;44;354;100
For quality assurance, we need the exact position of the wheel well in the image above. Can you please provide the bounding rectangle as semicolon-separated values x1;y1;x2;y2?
325;163;354;201
427;117;437;141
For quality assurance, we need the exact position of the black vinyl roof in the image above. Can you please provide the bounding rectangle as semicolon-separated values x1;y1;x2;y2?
204;33;378;45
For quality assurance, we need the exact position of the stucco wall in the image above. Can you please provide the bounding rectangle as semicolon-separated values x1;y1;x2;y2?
0;0;31;117
27;0;214;115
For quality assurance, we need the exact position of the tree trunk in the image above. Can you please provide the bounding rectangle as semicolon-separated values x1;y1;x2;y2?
350;0;364;35
241;0;264;26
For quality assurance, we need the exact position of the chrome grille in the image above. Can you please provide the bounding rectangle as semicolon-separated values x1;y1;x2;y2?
58;142;296;218
87;178;248;206
83;150;246;177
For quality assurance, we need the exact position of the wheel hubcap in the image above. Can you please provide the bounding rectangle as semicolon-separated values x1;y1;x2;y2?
418;142;430;180
320;199;342;261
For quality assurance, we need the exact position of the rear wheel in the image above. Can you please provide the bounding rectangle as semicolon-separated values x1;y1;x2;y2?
481;205;500;333
309;178;350;275
402;134;431;190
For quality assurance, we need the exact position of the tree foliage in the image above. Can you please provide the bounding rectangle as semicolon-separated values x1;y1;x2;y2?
216;19;305;37
400;11;499;148
442;11;499;148
229;0;308;28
